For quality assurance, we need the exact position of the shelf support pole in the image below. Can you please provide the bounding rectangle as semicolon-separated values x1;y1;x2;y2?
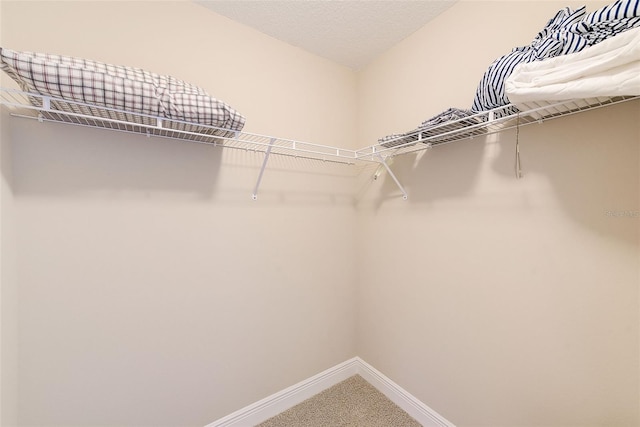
375;155;408;200
515;113;523;179
252;138;276;200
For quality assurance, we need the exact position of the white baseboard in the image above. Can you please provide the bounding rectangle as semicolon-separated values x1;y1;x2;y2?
355;358;455;427
205;357;455;427
206;357;360;427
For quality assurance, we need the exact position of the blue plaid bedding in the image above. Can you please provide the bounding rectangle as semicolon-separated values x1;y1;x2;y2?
0;47;246;137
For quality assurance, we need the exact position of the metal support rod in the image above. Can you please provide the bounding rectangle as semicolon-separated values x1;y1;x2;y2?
515;113;523;179
375;155;408;200
252;138;276;200
38;96;51;122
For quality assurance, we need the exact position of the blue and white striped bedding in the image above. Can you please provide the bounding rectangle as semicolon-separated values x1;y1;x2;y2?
576;0;640;45
472;0;640;115
376;0;639;149
378;108;484;148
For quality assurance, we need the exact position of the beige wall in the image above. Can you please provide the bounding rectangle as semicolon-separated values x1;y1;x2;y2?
356;1;639;426
1;2;19;424
1;113;19;427
1;1;357;426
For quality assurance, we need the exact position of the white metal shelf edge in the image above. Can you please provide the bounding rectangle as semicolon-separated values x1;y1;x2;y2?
1;87;638;200
0;87;366;200
1;88;360;158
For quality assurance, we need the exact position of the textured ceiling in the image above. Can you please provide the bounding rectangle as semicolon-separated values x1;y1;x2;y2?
195;1;457;70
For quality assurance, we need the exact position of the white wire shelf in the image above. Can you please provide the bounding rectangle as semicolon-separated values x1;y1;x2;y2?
356;95;640;161
2;86;638;200
3;87;637;165
0;87;362;166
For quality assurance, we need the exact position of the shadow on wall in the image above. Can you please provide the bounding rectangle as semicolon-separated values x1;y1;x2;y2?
9;118;223;199
490;101;639;246
362;100;639;245
1;111;13;190
493;101;640;245
7;118;360;206
364;136;486;209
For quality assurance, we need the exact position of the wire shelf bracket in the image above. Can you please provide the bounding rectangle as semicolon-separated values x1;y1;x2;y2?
375;154;408;200
252;138;276;201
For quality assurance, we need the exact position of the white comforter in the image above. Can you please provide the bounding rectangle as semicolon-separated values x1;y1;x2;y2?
505;26;640;109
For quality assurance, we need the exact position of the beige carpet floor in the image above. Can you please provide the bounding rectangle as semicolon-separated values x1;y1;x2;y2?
256;375;422;427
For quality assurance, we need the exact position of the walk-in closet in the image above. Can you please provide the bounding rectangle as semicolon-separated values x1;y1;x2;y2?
1;1;638;426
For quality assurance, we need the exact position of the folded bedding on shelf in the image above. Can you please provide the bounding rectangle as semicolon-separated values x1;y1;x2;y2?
471;6;589;116
505;25;640;111
374;0;639;149
472;0;640;115
0;47;246;137
378;108;485;149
